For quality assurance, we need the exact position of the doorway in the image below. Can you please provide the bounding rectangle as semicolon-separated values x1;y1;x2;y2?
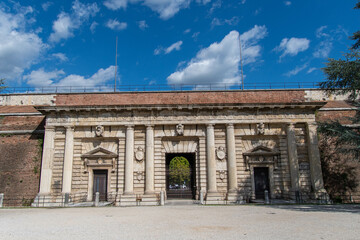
93;170;108;201
166;153;196;199
254;167;270;199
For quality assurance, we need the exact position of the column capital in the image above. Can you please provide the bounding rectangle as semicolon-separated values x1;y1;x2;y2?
226;123;234;129
287;123;296;129
125;124;134;129
44;125;55;131
145;124;154;129
65;126;75;131
206;123;214;129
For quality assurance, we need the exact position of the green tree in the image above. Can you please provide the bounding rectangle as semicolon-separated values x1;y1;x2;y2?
0;78;5;92
169;156;191;186
318;1;360;201
319;1;360;158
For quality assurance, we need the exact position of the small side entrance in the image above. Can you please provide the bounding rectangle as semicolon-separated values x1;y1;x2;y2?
254;167;270;199
93;170;107;201
166;153;196;199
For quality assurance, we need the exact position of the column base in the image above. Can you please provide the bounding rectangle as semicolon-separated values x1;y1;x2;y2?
117;194;137;206
139;193;159;206
313;189;331;204
32;194;65;207
205;192;226;204
227;192;238;203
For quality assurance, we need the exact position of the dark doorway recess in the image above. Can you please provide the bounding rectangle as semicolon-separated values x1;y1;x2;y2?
93;170;108;201
254;167;270;199
166;153;196;199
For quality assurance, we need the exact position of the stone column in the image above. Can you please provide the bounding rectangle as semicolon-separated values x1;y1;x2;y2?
226;124;238;193
62;126;74;194
286;123;300;192
306;122;325;192
145;125;155;194
124;125;134;195
39;126;55;194
206;124;217;193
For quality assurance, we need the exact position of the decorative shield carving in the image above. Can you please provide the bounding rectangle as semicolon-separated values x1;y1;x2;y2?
95;125;104;137
135;146;144;162
256;122;265;135
136;171;143;182
176;124;184;136
219;170;226;181
216;146;226;160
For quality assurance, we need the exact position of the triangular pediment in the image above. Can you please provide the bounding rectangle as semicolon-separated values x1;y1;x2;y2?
82;147;118;158
250;146;273;153
244;146;278;156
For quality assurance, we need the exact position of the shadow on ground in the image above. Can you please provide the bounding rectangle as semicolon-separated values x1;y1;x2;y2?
262;204;360;214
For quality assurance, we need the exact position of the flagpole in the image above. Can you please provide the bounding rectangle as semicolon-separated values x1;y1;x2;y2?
114;36;118;92
239;34;244;90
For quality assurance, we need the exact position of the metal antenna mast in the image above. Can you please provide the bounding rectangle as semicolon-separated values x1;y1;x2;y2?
114;36;118;92
239;34;244;90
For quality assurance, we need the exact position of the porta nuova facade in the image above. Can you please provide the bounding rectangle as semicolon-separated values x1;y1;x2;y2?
31;90;327;206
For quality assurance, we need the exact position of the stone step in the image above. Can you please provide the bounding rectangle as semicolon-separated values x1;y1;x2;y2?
165;199;197;206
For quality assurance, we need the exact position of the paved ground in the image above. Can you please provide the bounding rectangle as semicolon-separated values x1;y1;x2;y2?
0;204;359;240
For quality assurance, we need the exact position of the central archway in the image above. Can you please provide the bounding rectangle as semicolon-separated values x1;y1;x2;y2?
166;153;196;199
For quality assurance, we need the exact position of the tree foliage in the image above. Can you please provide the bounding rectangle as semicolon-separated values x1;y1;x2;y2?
0;78;5;92
317;1;360;201
168;156;191;186
318;1;360;159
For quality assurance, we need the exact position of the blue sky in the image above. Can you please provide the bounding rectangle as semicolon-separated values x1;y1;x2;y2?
0;0;358;90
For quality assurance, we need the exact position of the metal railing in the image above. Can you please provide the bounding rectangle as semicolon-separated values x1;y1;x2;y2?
0;82;322;94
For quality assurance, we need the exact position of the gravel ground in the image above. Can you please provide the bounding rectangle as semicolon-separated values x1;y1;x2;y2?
0;204;359;240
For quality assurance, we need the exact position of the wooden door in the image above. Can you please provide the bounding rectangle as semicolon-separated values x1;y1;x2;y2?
254;167;270;199
93;170;107;201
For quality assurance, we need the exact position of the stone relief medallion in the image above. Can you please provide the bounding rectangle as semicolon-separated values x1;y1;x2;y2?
95;125;104;137
216;146;226;161
219;171;226;181
136;171;142;182
176;124;184;136
256;122;265;135
135;146;144;162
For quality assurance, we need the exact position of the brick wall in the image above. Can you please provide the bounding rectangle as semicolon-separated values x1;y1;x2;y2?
0;134;43;206
0;106;44;206
54;90;306;106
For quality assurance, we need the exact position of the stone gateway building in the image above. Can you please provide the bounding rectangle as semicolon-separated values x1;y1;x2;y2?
1;89;344;207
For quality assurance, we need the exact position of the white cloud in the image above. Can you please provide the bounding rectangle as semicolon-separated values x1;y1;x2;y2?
106;19;127;31
284;1;291;6
25;66;116;87
0;7;47;81
196;0;211;4
184;28;191;34
211;16;240;28
52;53;68;62
274;37;310;59
103;0;191;20
313;41;332;58
312;25;346;59
24;68;65;86
307;67;317;74
284;64;308;77
49;0;99;43
165;41;183;54
104;0;129;10
137;20;148;30
154;40;183;55
41;2;53;11
167;26;267;86
209;0;221;13
192;32;200;40
90;21;98;33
